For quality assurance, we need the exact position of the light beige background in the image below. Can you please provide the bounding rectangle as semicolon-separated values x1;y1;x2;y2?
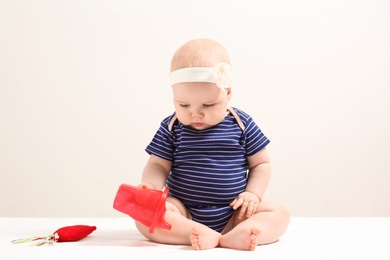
1;0;389;217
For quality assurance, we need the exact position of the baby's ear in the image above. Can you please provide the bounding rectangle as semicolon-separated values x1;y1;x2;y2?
226;88;232;100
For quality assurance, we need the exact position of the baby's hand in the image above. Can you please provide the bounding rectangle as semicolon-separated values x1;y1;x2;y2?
230;191;260;220
137;183;154;189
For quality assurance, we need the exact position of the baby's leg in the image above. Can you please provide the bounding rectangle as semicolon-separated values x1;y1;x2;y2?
135;197;221;249
219;201;290;251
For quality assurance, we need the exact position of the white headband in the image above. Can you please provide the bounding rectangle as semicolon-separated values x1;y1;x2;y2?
170;62;233;89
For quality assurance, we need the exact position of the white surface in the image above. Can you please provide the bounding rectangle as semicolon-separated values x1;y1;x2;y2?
1;217;389;259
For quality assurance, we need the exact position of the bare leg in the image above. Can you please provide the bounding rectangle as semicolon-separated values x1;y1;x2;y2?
135;197;221;249
219;201;290;251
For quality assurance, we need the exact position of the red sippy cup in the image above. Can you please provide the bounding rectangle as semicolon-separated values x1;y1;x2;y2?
113;184;172;233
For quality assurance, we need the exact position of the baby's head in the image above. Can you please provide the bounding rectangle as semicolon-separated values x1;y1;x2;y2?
170;38;230;71
169;39;233;130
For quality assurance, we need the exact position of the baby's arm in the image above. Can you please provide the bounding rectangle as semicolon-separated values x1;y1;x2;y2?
139;154;172;190
230;148;271;219
245;147;272;200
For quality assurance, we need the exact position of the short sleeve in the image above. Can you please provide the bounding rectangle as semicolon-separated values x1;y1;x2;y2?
243;116;270;156
145;114;176;161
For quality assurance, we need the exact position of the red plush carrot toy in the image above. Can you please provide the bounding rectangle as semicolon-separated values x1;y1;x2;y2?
12;225;97;246
54;225;97;242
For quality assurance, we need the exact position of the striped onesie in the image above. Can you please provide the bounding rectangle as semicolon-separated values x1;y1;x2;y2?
145;107;270;232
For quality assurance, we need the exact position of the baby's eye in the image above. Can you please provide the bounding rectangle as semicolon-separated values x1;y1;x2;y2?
180;104;190;108
203;104;214;107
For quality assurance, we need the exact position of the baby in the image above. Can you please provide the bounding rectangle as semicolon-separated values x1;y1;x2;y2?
135;38;290;250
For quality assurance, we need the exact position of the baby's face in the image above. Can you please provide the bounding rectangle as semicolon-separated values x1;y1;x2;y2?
172;82;231;130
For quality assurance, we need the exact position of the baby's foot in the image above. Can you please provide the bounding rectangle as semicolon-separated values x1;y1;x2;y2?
190;226;221;250
220;227;260;251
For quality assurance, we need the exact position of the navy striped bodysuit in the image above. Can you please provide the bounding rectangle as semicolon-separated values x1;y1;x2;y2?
145;107;270;232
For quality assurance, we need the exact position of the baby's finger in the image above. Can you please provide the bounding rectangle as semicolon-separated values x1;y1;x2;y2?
229;198;238;207
246;201;256;217
231;197;244;210
237;205;247;220
237;200;251;219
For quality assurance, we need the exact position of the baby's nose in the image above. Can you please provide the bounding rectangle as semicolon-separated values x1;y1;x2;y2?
191;109;204;118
